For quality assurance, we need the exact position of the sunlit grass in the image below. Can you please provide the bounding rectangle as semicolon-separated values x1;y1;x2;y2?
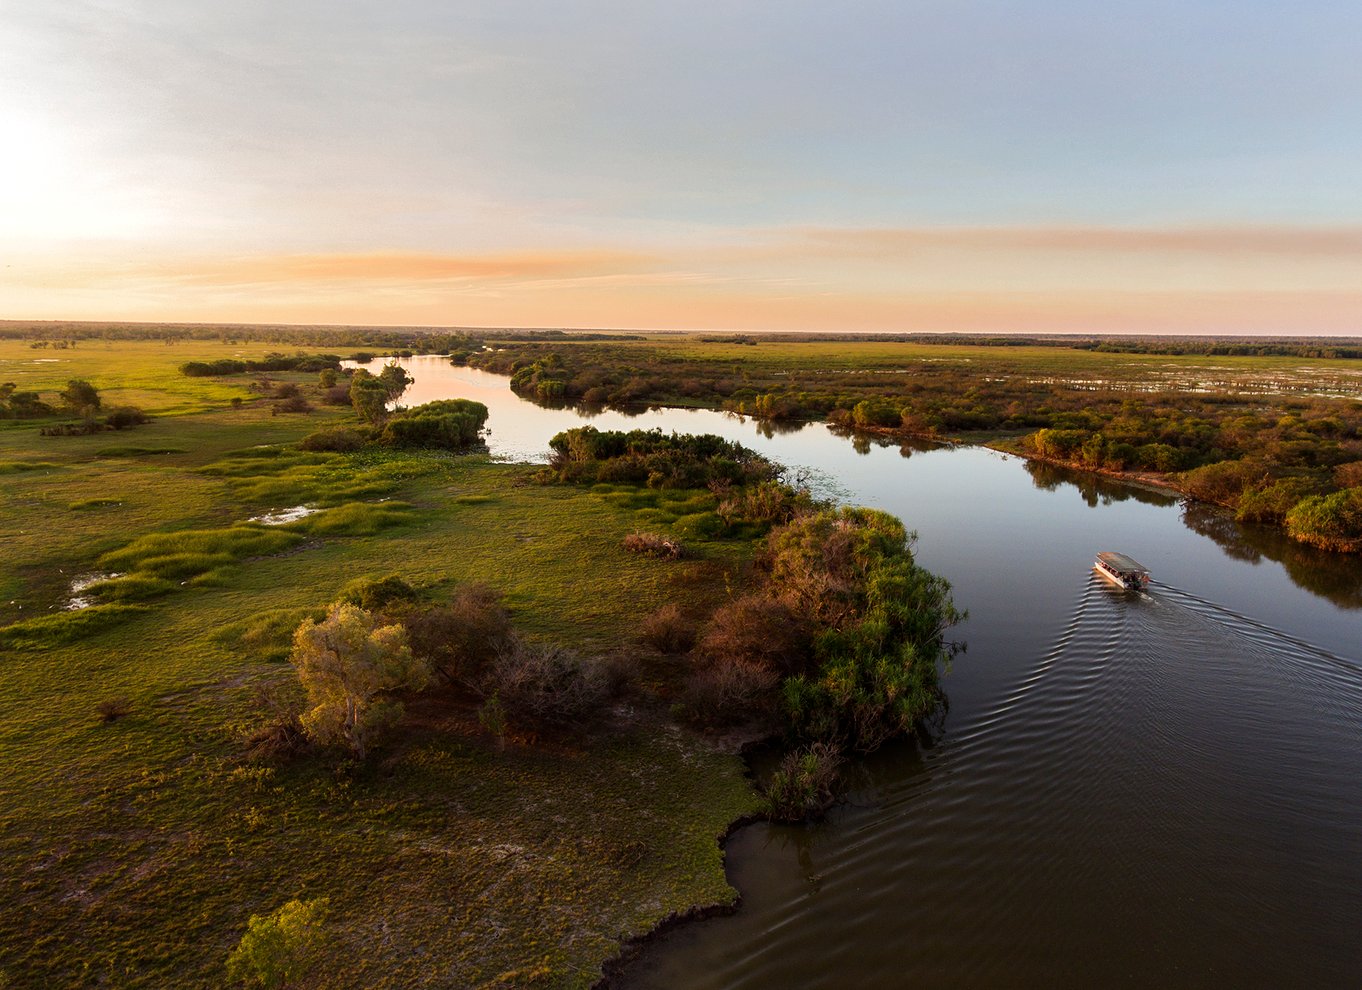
0;345;759;988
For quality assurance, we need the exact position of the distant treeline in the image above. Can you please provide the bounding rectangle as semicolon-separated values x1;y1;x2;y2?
0;321;486;353
1075;339;1362;359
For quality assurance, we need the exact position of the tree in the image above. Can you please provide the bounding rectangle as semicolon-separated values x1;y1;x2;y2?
61;379;100;413
226;898;329;988
376;362;413;401
348;370;390;425
290;604;428;759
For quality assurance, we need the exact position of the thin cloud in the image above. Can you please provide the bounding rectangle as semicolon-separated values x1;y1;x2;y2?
782;225;1362;258
93;250;656;287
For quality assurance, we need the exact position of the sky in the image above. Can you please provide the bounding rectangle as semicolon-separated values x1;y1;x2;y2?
2;1;1360;334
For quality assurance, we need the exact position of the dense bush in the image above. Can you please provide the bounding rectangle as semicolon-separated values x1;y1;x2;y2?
406;584;513;687
639;604;696;653
697;593;811;675
680;508;965;751
715;480;810;530
299;427;368;452
481;637;613;731
544;427;777;489
678;660;779;728
337;574;419;613
104;405;151;429
381;399;488;450
181;353;341;377
1286;488;1362;552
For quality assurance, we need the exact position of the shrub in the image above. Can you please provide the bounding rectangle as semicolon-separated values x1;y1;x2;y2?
243;714;309;761
678;660;779;728
226;898;330;989
481;637;612;731
1285;487;1362;552
622;531;685;559
763;743;842;821
715;480;809;529
337;574;419;612
381;399;489;450
406;584;513;686
1236;477;1315;525
697;594;810;675
299;427;367;452
96;697;133;722
760;508;963;750
1180;459;1270;508
1335;461;1362;488
271;395;313;414
321;384;352;405
543;427;777;488
104;405;150;429
639;604;697;653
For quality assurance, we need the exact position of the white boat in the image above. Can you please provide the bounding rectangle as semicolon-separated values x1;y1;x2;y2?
1094;551;1150;591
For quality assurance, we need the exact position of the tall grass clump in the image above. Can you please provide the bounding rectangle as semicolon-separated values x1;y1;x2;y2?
286;502;415;536
763;742;842;821
100;527;305;574
0;604;149;649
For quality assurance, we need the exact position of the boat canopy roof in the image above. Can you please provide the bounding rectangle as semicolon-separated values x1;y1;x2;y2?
1097;551;1149;574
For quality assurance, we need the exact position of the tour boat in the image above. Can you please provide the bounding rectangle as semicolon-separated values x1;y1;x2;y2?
1094;551;1150;591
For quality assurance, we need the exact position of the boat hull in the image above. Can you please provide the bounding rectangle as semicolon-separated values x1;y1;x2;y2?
1094;560;1148;591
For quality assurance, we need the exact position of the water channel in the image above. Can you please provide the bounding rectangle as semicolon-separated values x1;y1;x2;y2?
378;355;1362;988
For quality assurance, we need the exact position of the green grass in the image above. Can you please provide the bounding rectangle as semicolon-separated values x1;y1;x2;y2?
0;344;762;988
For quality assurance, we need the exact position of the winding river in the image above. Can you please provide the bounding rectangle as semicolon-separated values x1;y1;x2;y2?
381;356;1362;988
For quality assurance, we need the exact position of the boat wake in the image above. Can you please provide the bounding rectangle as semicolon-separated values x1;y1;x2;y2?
620;573;1362;990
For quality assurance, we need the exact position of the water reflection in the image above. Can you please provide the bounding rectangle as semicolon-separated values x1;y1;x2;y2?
1182;502;1362;609
370;354;1362;989
373;353;1359;615
1024;459;1179;509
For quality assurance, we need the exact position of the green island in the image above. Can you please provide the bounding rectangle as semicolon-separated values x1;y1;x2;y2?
0;327;961;988
3;322;1360;988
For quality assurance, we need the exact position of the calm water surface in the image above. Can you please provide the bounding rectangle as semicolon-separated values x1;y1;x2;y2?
385;356;1362;988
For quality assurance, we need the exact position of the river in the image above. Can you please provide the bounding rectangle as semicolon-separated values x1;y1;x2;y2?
375;355;1362;988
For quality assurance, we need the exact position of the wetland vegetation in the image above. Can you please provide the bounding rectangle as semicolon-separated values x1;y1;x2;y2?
3;322;1359;988
466;334;1362;553
0;330;961;987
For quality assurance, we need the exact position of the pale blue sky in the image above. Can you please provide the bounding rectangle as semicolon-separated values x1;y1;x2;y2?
2;1;1359;331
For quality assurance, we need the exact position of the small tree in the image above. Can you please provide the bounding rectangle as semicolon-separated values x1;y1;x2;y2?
290;604;428;759
377;362;413;401
61;378;101;413
348;371;390;425
226;897;329;988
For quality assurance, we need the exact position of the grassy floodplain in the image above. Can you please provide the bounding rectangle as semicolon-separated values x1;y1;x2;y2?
0;339;761;987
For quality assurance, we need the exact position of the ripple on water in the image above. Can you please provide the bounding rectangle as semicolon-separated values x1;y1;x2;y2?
620;575;1362;990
